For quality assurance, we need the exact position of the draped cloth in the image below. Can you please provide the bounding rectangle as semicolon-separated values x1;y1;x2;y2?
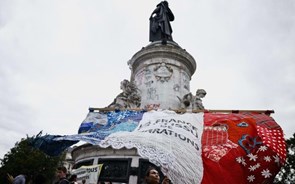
30;110;286;184
99;110;204;184
201;112;286;184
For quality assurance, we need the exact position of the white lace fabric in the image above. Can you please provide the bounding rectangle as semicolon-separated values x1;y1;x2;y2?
99;110;204;184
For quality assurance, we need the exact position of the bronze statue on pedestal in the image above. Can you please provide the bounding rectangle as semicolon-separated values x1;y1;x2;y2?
149;1;174;44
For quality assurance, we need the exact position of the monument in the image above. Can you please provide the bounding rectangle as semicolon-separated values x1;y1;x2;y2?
32;2;286;184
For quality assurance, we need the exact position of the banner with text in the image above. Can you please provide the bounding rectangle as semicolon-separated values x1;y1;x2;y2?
99;110;204;184
72;164;103;184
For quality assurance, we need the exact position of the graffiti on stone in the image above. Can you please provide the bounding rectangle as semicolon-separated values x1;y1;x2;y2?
147;87;159;100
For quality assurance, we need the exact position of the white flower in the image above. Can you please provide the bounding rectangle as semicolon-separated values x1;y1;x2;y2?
236;157;243;163
255;163;261;169
264;156;271;162
258;145;268;152
261;169;272;178
236;157;247;166
249;165;257;171
247;175;255;182
247;153;258;161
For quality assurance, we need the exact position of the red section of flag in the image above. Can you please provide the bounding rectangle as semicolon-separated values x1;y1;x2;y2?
201;112;286;184
257;126;287;163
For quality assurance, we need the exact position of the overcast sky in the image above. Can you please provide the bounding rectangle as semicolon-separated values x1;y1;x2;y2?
0;0;294;159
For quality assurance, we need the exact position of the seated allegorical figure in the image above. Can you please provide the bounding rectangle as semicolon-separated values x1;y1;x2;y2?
178;89;206;110
108;79;141;109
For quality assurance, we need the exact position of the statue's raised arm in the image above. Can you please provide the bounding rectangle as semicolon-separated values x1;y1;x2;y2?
149;1;174;44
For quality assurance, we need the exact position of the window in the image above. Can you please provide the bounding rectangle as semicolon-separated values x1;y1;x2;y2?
98;158;131;183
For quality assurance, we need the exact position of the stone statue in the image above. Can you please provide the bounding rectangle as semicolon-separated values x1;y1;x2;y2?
149;1;174;44
193;89;207;110
178;89;207;110
108;79;141;109
178;92;193;109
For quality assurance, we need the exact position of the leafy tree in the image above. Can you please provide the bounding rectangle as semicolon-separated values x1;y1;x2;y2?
274;133;295;183
0;133;65;184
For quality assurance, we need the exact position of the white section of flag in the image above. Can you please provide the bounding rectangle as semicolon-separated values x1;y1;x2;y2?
100;110;204;184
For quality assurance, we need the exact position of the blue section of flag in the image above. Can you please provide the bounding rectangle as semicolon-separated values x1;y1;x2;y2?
31;110;145;156
29;132;78;157
78;122;93;133
78;110;145;134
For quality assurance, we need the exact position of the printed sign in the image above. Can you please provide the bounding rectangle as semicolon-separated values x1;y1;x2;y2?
72;164;103;184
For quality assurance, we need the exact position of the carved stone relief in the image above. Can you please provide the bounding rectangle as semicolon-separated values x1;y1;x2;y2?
153;62;173;83
173;84;180;91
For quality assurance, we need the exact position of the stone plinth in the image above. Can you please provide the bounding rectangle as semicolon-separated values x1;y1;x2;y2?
72;144;139;162
128;41;196;109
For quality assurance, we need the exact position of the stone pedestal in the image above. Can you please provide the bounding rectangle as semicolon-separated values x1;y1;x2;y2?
128;41;197;109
